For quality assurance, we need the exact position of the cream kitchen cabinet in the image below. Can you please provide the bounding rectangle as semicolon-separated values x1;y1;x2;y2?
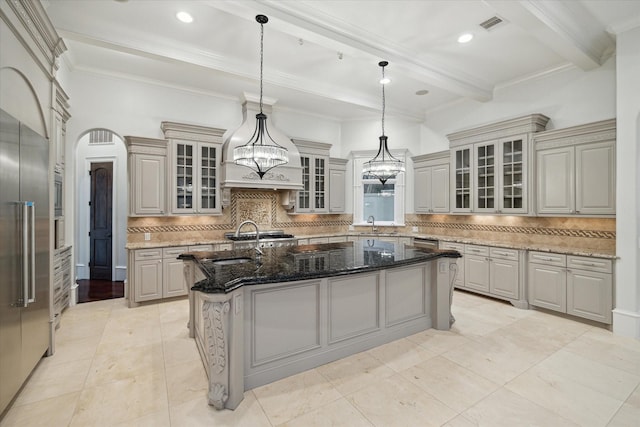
130;244;224;304
132;248;164;302
450;146;472;212
329;158;348;213
447;114;549;215
536;143;615;215
528;251;613;323
535;119;616;216
126;136;167;216
294;140;332;213
413;151;450;214
463;244;523;305
162;122;225;215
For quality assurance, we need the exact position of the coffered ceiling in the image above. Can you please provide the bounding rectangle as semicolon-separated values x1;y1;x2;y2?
43;0;640;121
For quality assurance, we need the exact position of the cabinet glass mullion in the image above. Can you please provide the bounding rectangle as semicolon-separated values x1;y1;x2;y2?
314;158;325;209
200;145;217;209
476;144;495;209
455;148;471;209
502;139;523;210
299;156;310;209
176;143;193;209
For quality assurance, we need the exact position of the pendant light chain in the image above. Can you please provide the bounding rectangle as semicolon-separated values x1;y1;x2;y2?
361;60;404;185
381;65;385;137
232;14;289;179
259;19;264;114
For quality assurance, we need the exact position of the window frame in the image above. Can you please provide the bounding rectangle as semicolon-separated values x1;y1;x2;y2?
351;150;407;226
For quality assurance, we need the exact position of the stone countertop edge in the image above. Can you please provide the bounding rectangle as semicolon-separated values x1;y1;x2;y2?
180;243;461;294
414;234;617;259
125;232;616;259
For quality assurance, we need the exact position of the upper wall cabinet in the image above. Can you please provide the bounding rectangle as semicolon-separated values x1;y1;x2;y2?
161;122;225;215
52;83;70;173
293;139;332;213
412;151;450;214
329;158;348;213
126;136;167;216
447;114;550;215
534;119;616;216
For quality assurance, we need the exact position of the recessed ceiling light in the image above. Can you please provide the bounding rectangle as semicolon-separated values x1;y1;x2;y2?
458;33;473;43
415;89;429;96
379;76;391;85
176;11;193;23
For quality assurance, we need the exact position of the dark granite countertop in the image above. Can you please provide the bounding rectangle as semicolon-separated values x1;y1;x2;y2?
179;240;461;294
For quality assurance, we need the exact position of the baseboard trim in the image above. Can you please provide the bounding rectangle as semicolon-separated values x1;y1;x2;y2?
612;308;640;338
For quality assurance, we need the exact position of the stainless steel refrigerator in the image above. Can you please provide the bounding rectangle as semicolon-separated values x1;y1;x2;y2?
0;109;50;415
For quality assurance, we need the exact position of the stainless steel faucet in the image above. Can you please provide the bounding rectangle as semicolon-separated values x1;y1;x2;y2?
366;215;377;233
235;220;263;256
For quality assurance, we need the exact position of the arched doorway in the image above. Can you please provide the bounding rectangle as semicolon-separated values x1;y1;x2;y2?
74;129;127;302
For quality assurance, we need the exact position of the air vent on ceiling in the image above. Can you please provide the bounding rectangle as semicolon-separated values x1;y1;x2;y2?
479;15;506;31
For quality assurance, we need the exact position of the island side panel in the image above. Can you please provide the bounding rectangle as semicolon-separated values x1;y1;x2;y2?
327;272;380;344
243;261;442;390
385;264;428;327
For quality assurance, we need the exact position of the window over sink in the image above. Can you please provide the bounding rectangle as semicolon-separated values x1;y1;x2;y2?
351;150;406;226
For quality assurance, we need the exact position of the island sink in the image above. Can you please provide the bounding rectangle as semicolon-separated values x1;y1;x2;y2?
205;257;253;266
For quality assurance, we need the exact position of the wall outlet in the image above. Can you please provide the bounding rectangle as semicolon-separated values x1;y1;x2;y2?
412;226;419;232
144;233;151;241
348;225;354;231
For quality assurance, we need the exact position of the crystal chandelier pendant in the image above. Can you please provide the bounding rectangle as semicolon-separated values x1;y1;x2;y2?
233;112;289;178
362;61;405;185
363;135;405;185
233;14;288;179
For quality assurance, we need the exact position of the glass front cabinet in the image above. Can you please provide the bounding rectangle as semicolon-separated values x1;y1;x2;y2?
452;146;472;212
448;114;550;215
293;139;332;214
161;122;225;215
172;141;220;214
473;136;527;214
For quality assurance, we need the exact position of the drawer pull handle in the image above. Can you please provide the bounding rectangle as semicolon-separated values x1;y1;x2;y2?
573;260;599;267
537;256;554;262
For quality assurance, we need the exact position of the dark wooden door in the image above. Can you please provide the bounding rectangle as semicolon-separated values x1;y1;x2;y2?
90;162;113;280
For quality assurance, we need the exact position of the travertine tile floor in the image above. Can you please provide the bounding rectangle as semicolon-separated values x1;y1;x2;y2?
2;290;639;426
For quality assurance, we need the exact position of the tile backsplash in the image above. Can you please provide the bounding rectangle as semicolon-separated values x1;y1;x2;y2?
128;189;615;253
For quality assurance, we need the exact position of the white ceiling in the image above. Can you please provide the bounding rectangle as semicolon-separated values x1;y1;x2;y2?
43;0;640;122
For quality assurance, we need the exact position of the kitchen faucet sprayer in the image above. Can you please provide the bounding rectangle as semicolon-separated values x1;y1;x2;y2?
234;220;263;256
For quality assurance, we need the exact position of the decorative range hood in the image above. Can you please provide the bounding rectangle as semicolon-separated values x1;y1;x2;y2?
221;93;302;191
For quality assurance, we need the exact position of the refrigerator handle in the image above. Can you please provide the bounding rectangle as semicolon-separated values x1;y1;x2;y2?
28;201;36;304
22;201;29;307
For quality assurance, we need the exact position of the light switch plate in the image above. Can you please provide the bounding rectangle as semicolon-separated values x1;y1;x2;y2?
412;226;418;232
144;233;151;241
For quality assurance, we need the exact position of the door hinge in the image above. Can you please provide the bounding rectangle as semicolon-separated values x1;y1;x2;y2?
88;201;91;206
89;170;92;176
88;231;91;237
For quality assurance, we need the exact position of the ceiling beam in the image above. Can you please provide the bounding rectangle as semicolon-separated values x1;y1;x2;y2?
204;0;493;102
486;0;615;70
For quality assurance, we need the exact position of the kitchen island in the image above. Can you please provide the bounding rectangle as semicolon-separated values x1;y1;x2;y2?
180;240;460;410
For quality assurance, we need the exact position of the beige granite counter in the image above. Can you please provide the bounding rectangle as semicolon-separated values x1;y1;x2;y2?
126;232;616;259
